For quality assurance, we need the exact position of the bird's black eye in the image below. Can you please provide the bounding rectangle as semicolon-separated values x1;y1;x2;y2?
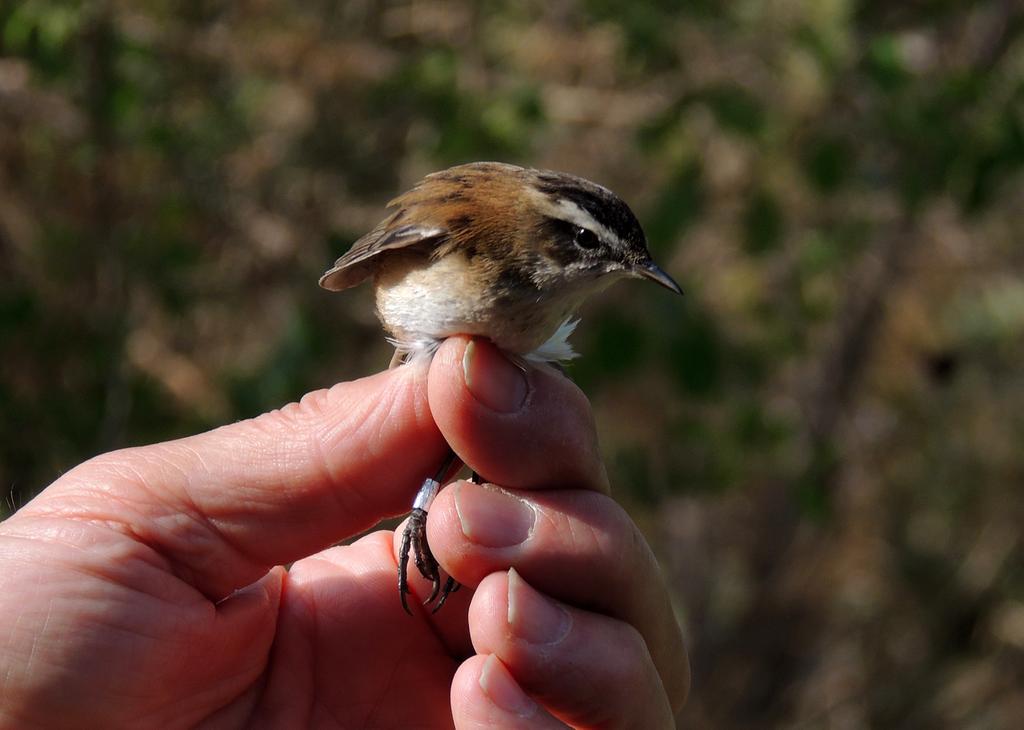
573;226;599;250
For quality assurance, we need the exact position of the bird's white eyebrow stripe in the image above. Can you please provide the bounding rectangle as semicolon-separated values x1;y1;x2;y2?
550;199;619;244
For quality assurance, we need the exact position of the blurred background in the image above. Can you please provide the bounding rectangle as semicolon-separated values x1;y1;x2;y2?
2;0;1024;726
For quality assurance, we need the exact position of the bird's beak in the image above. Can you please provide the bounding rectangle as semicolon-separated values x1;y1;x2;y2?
635;261;683;295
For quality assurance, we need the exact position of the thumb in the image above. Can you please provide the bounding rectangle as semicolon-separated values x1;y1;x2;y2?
28;362;446;599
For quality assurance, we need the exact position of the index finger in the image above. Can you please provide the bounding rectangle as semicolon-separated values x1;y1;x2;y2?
18;364;448;600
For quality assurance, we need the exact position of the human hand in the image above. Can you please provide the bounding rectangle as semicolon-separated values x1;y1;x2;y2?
0;337;688;728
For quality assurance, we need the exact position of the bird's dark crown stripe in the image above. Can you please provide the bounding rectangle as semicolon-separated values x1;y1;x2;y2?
534;179;644;246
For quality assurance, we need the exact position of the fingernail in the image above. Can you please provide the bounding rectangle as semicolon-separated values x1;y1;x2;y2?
479;654;537;718
463;339;528;413
454;482;535;548
507;568;572;646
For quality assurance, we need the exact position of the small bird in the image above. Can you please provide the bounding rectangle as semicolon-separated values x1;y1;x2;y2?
320;161;681;613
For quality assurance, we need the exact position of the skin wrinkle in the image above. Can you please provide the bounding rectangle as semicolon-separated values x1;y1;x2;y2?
232;406;346;523
64;448;150;488
362;636;416;727
304;426;353;536
59;449;206;539
8;500;195;601
176;443;214;485
312;696;350;730
72;450;264;601
318;378;401;473
293;385;338;420
365;375;420;463
148;445;208;496
6;592;203;725
293;580;319;730
31;463;140;517
32;541;176;609
123;459;252;597
250;394;353;519
582;514;626;593
219;412;319;491
531;504;564;552
174;659;268;728
218;669;270;730
318;391;402;522
69;607;180;650
0;518;128;569
254;570;317;728
5;548;183;665
179;652;271;722
406;363;437;438
20;596;53;688
358;370;438;518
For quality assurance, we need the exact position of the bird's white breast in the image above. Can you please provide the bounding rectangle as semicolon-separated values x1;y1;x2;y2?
373;252;586;363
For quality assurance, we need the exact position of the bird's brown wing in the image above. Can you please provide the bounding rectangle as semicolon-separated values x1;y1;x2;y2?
320;163;518;291
318;218;446;291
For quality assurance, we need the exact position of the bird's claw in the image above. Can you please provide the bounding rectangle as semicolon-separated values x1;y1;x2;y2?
398;507;460;615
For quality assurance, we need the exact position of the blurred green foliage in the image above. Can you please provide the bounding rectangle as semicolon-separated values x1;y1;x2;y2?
3;1;1024;726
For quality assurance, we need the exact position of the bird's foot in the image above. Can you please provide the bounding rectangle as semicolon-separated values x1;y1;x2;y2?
398;457;462;614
